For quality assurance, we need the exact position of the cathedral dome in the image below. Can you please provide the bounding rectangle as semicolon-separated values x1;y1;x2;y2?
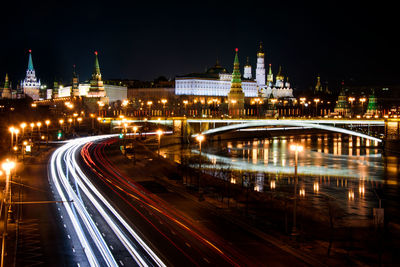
206;59;228;75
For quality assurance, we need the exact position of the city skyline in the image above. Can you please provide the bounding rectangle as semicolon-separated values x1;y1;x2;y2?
1;0;398;91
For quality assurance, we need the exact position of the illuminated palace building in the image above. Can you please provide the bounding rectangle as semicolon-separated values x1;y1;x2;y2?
175;43;294;101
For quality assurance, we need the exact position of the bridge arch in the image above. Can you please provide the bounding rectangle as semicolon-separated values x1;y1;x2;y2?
193;120;382;142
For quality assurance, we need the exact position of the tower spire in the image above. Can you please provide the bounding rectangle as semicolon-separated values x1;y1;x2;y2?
28;49;34;70
228;48;245;117
267;63;273;84
88;50;106;97
93;51;101;76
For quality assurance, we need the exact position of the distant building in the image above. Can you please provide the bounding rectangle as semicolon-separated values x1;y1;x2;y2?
175;43;293;99
21;50;41;100
54;52;127;103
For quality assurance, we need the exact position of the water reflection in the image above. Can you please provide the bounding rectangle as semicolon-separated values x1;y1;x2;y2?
160;133;400;223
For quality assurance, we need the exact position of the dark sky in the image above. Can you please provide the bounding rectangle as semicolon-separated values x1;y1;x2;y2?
0;0;398;91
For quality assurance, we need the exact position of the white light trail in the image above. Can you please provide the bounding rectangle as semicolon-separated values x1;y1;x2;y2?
50;135;166;267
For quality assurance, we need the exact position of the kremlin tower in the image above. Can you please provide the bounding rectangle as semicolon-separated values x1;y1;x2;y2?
315;75;322;92
255;42;266;87
267;64;273;85
243;57;252;79
228;48;245;117
88;51;106;97
1;73;12;99
71;64;80;97
21;50;41;100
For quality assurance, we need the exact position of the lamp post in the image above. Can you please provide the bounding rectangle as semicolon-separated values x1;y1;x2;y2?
30;123;35;139
45;120;50;144
161;99;167;117
77;117;82;131
299;97;306;116
90;114;95;130
14;129;19;148
183;100;188;116
9;127;15;151
68;118;73;132
37;122;42;137
20;123;27;137
133;126;138;139
1;159;16;267
290;143;304;236
313;98;320;117
147;101;153;117
156;129;163;156
360;97;366;113
196;134;205;198
59;119;64;131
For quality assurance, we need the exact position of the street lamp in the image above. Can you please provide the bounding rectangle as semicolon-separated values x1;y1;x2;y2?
133;126;138;139
9;127;15;150
59;119;64;131
147;101;153;117
156;129;163;156
90;113;95;130
45;120;50;144
360;97;366;111
161;99;167;117
313;98;320;117
183;100;188;116
37;122;42;137
30;123;35;139
299;98;306;116
14;129;20;148
196;134;205;197
77;117;82;131
1;159;16;267
20;123;27;137
290;143;304;235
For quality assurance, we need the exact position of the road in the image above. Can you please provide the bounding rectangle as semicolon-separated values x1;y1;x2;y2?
49;135;165;267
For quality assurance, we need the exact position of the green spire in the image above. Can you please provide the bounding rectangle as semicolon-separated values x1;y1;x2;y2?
28;49;34;70
93;51;101;75
4;73;9;89
231;48;242;85
268;64;272;75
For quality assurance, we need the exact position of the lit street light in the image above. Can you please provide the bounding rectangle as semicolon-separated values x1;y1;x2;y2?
1;159;16;267
9;127;15;150
29;123;34;139
20;123;27;137
196;134;205;199
313;98;320;117
161;99;167;117
45;120;50;144
156;129;163;156
37;122;42;137
290;143;304;235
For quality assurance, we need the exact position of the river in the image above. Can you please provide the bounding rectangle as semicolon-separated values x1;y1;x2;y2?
160;133;400;225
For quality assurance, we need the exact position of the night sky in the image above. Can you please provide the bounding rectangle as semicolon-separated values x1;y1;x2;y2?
1;0;398;92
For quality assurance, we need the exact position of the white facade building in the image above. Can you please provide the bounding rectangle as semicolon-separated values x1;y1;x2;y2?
175;77;258;97
56;83;127;102
175;43;294;99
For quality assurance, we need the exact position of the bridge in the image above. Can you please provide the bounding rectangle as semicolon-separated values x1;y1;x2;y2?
112;117;385;142
189;119;383;142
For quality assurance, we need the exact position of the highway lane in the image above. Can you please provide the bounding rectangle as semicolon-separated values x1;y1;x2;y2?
49;135;166;267
79;138;245;266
